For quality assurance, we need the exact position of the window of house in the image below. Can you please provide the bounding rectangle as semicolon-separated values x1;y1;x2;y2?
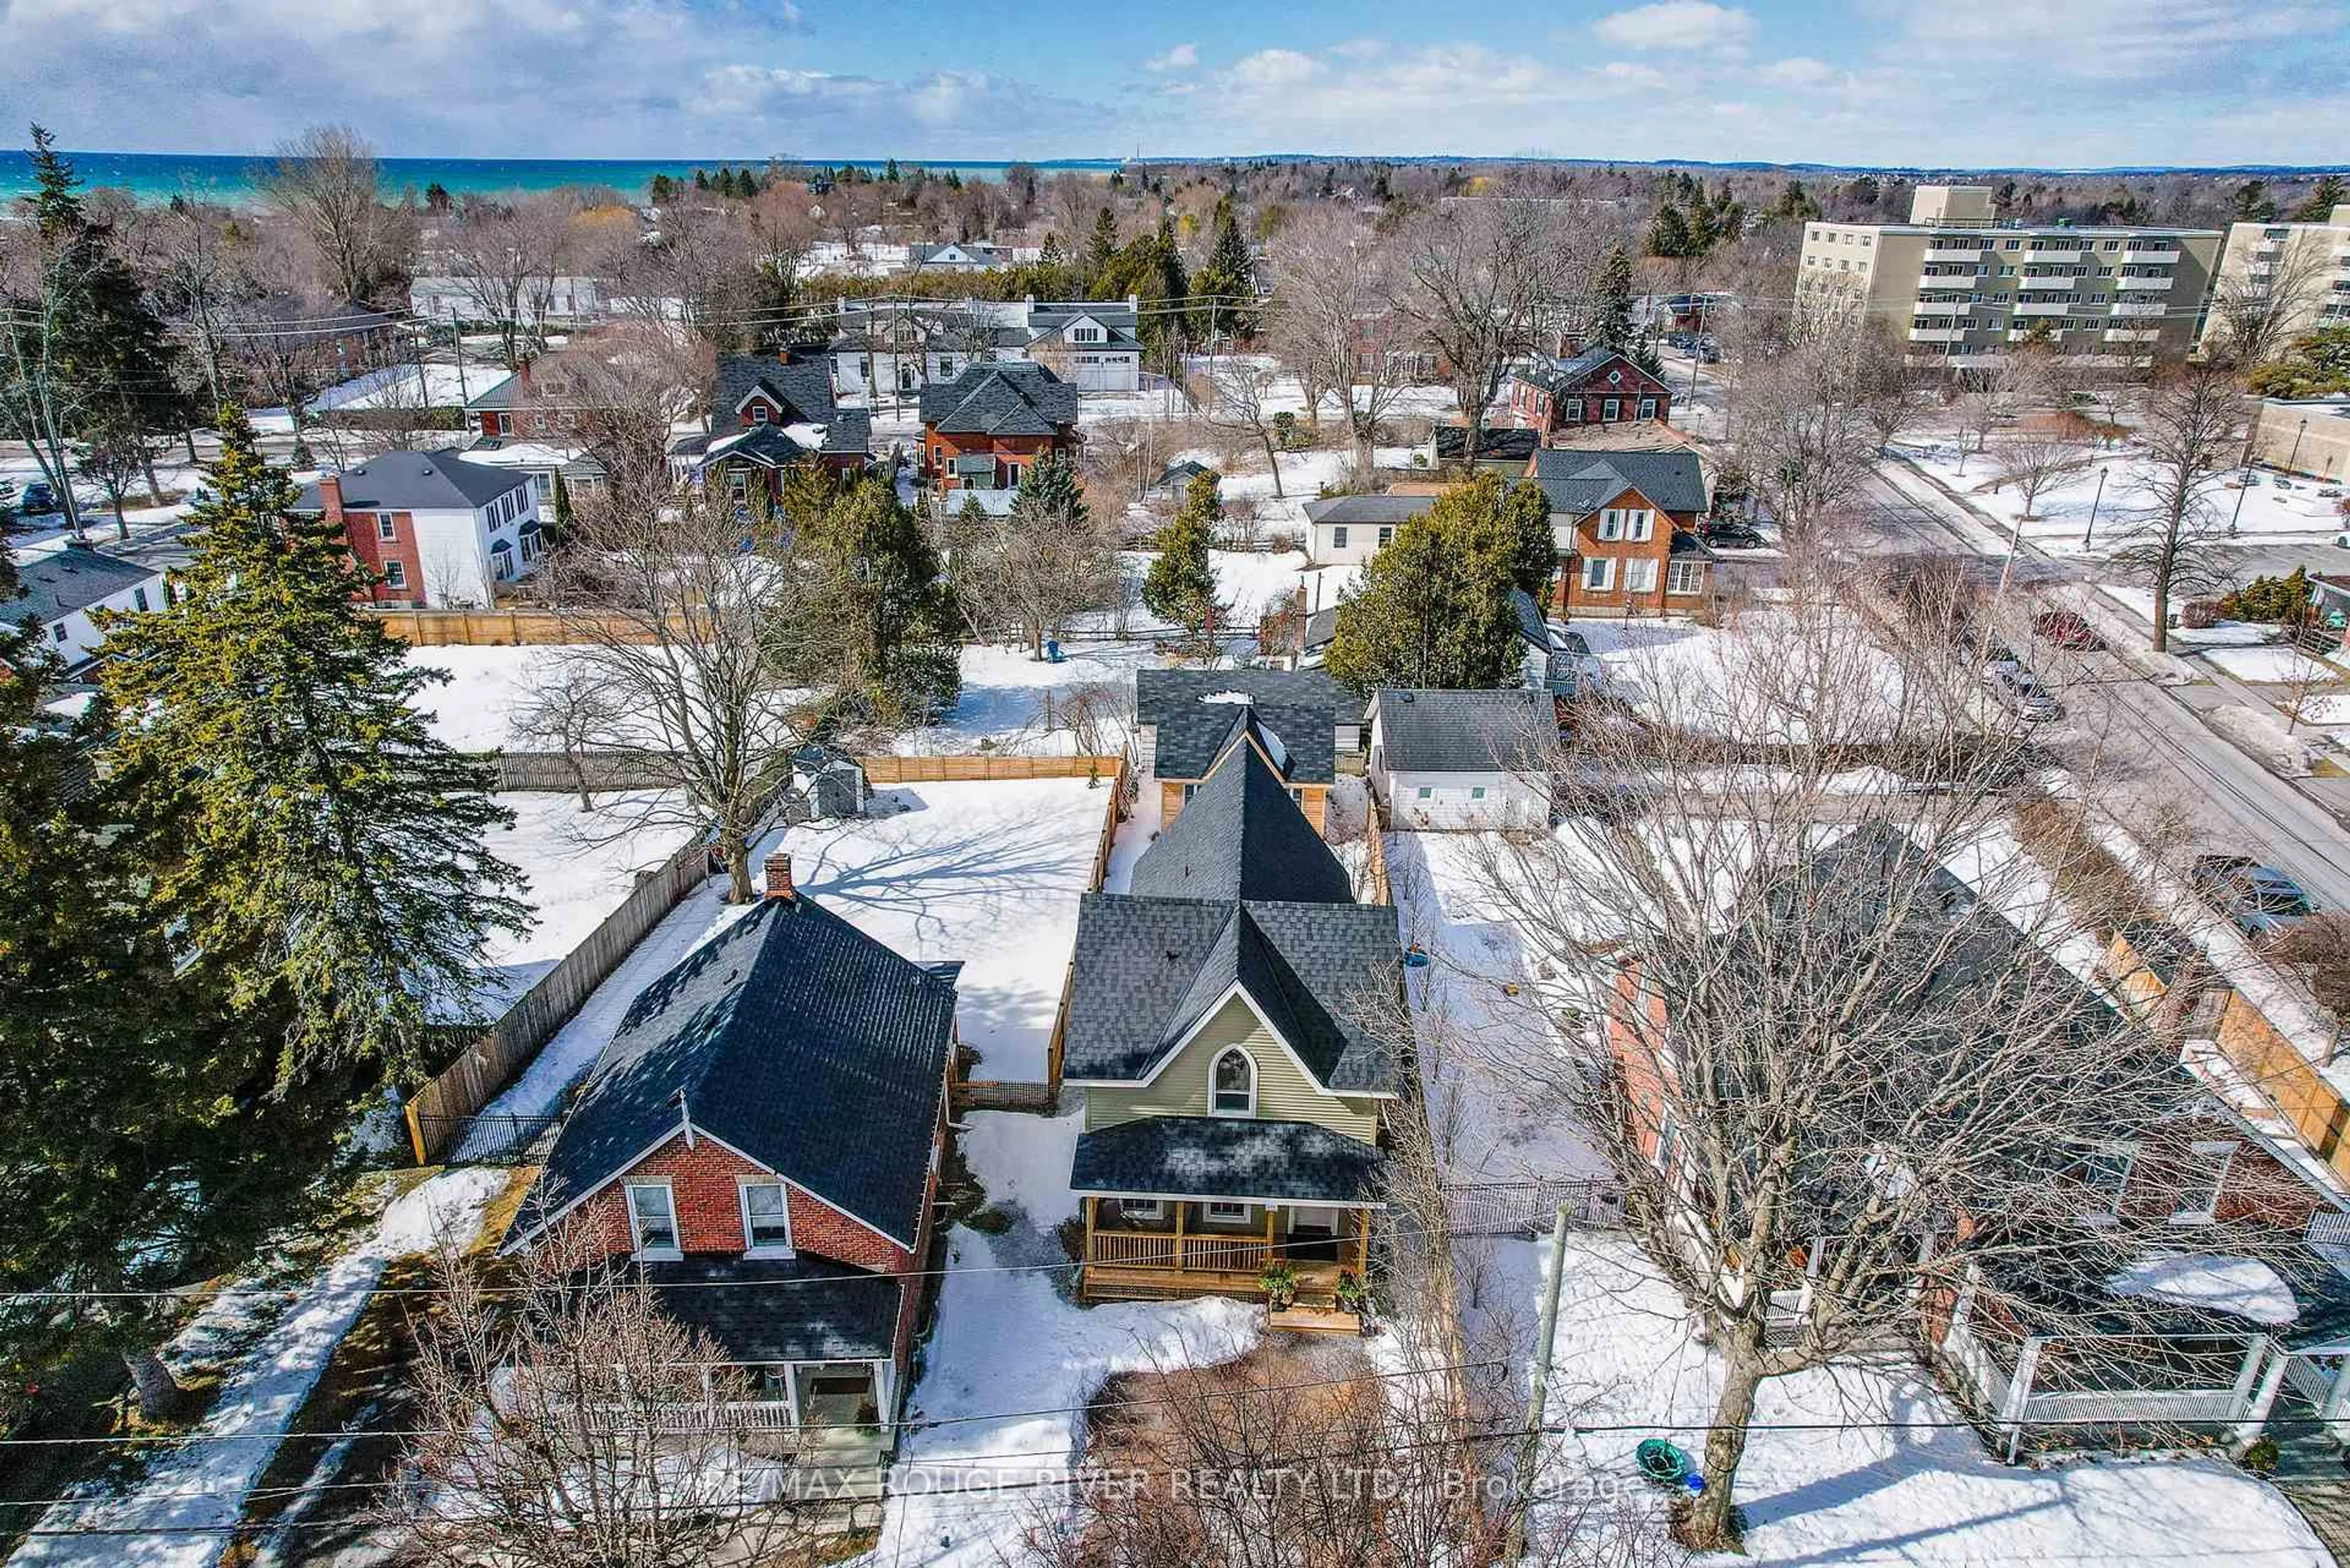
2171;1141;2236;1224
1564;397;1583;422
1182;783;1198;802
1210;1047;1256;1116
1416;785;1433;799
490;542;515;581
1666;559;1704;595
1654;1108;1680;1178
740;1181;793;1253
383;560;408;590
1582;556;1614;591
1470;786;1486;800
133;586;150;613
750;402;770;424
1376;526;1393;547
1638;397;1657;419
1597;510;1623;542
1625;510;1654;542
1624;558;1660;594
2075;1144;2135;1216
625;1182;680;1257
376;515;397;541
50;624;67;646
1206;1201;1252;1225
1123;1198;1165;1223
1602;397;1622;420
1331;525;1349;550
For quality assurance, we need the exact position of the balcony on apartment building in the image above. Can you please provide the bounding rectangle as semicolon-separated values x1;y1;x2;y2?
2111;301;2167;318
2116;274;2174;290
2013;299;2073;316
1925;241;1990;260
1918;272;1983;290
2017;274;2083;289
1908;326;1973;342
2104;328;2163;343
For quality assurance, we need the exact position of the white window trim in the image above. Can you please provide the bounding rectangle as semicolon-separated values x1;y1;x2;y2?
2170;1141;2236;1226
1666;559;1704;596
376;515;397;540
1209;1045;1257;1117
1123;1197;1166;1223
1626;509;1654;543
738;1178;796;1257
1582;556;1614;591
1204;1200;1253;1226
382;560;408;589
625;1181;681;1260
1597;509;1623;542
1624;558;1660;595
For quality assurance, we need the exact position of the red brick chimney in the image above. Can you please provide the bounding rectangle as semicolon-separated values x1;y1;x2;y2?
317;473;345;526
763;850;795;903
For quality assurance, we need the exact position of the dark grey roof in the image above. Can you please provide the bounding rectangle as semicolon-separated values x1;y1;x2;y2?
1510;588;1554;652
699;409;872;468
712;356;838;428
1669;529;1715;557
1158;460;1218;491
1433;426;1542;463
910;241;1002;264
1303;605;1339;654
823;409;874;456
1137;668;1351;783
1132;739;1355;905
637;1256;900;1362
294;449;529;513
527;895;955;1249
1028;299;1142;348
0;546;157;625
1064;895;1400;1091
1072;1116;1387;1204
1372;688;1556;774
1529;447;1707;518
917;362;1079;436
1302;495;1438;527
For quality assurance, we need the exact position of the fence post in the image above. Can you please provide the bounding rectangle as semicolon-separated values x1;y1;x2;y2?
405;1096;431;1167
2000;1335;2045;1462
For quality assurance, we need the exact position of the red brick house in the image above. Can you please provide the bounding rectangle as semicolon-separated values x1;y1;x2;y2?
1529;448;1712;617
918;362;1080;495
1507;350;1673;438
504;854;958;1485
294;451;542;609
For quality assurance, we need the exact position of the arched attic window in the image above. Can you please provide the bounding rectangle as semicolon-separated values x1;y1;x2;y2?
1210;1047;1257;1116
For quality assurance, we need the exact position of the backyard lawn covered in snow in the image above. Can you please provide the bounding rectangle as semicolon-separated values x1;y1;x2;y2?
470;790;694;1012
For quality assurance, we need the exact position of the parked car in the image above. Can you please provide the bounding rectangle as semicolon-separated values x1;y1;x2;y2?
17;482;57;517
1699;520;1769;550
2190;854;2316;939
1981;662;2063;721
2274;476;2297;490
2032;610;2106;652
1693;343;1721;364
2318;487;2343;499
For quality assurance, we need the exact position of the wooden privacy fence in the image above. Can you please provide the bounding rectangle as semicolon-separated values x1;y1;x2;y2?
369;607;688;646
859;753;1123;785
404;829;716;1165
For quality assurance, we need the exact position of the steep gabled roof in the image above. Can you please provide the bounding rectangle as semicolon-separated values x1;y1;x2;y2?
1062;895;1400;1092
1371;687;1556;774
711;356;837;428
293;449;529;513
1301;494;1438;527
523;895;956;1249
1131;739;1356;904
1072;1116;1387;1204
1516;349;1670;398
917;362;1080;436
1529;447;1708;518
1136;667;1351;783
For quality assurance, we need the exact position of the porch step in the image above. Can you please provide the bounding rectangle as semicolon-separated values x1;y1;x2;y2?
1268;1304;1363;1335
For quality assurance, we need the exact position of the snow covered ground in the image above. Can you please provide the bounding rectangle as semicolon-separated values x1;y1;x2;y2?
1495;1230;2331;1567
1572;613;1921;743
2206;644;2348;685
248;360;512;433
1898;438;2348;558
772;779;1107;1083
10;1168;510;1568
471;791;693;1011
870;1107;1262;1568
401;644;579;752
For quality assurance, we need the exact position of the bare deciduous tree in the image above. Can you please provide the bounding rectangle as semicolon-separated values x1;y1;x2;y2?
1950;364;2015;474
1992;430;2086;521
2204;235;2334;369
259;125;403;304
1393;200;1569;460
938;464;1121;655
440;195;576;369
1462;574;2282;1550
1731;290;1882;540
1204;356;1292;499
1267;209;1406;469
382;1220;821;1568
538;486;810;901
2109;361;2246;652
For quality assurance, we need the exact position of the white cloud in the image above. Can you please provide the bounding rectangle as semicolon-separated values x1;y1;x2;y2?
1228;48;1322;89
1144;42;1198;72
1879;0;2321;81
1756;56;1835;88
1591;2;1755;51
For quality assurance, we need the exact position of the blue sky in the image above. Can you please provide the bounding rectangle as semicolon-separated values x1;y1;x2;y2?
3;0;2346;166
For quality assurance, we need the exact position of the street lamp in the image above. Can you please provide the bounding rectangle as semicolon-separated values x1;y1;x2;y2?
2288;417;2310;477
2081;465;2108;552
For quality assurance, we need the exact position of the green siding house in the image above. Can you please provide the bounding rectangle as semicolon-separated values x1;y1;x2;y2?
1061;728;1400;1323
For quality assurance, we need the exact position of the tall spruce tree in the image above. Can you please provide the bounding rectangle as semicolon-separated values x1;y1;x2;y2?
1083;207;1120;297
1143;472;1224;659
1195;200;1259;339
95;413;530;1087
0;542;354;1417
1324;474;1529;694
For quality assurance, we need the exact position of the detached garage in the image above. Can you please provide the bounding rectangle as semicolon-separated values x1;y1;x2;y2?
1367;688;1559;831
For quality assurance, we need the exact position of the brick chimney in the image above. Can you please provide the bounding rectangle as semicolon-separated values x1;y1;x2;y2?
763;850;795;903
317;473;345;526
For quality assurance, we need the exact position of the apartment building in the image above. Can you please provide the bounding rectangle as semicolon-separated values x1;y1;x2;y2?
1796;184;2220;367
2198;205;2350;353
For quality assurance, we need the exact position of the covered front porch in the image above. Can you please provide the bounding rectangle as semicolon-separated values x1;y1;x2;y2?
1080;1195;1375;1325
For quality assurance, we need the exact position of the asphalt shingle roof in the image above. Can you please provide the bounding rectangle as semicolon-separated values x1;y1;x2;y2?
1302;494;1438;527
1372;687;1557;774
638;1256;901;1362
1433;425;1542;463
1137;668;1351;783
294;449;529;513
1063;895;1400;1091
1071;1116;1387;1204
712;356;838;428
526;895;955;1249
1529;447;1707;518
917;362;1080;436
1516;349;1667;397
1;546;157;625
1131;741;1356;905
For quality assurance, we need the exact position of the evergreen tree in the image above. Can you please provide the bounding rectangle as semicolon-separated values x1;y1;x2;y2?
2296;175;2348;223
1033;233;1072;299
2250;324;2350;399
778;471;958;726
1646;203;1695;261
1138;213;1191;349
1143;472;1223;657
1323;475;1528;695
1195;201;1259;338
1498;476;1557;600
0;540;353;1417
424;181;453;212
94;413;531;1087
1592;244;1639;355
1082;207;1119;295
649;173;677;204
2232;179;2277;222
546;467;575;545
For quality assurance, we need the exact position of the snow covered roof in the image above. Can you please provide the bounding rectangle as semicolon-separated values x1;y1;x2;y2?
2109;1254;2299;1326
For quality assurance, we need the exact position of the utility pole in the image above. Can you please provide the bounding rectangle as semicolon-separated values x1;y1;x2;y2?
1508;1198;1574;1559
